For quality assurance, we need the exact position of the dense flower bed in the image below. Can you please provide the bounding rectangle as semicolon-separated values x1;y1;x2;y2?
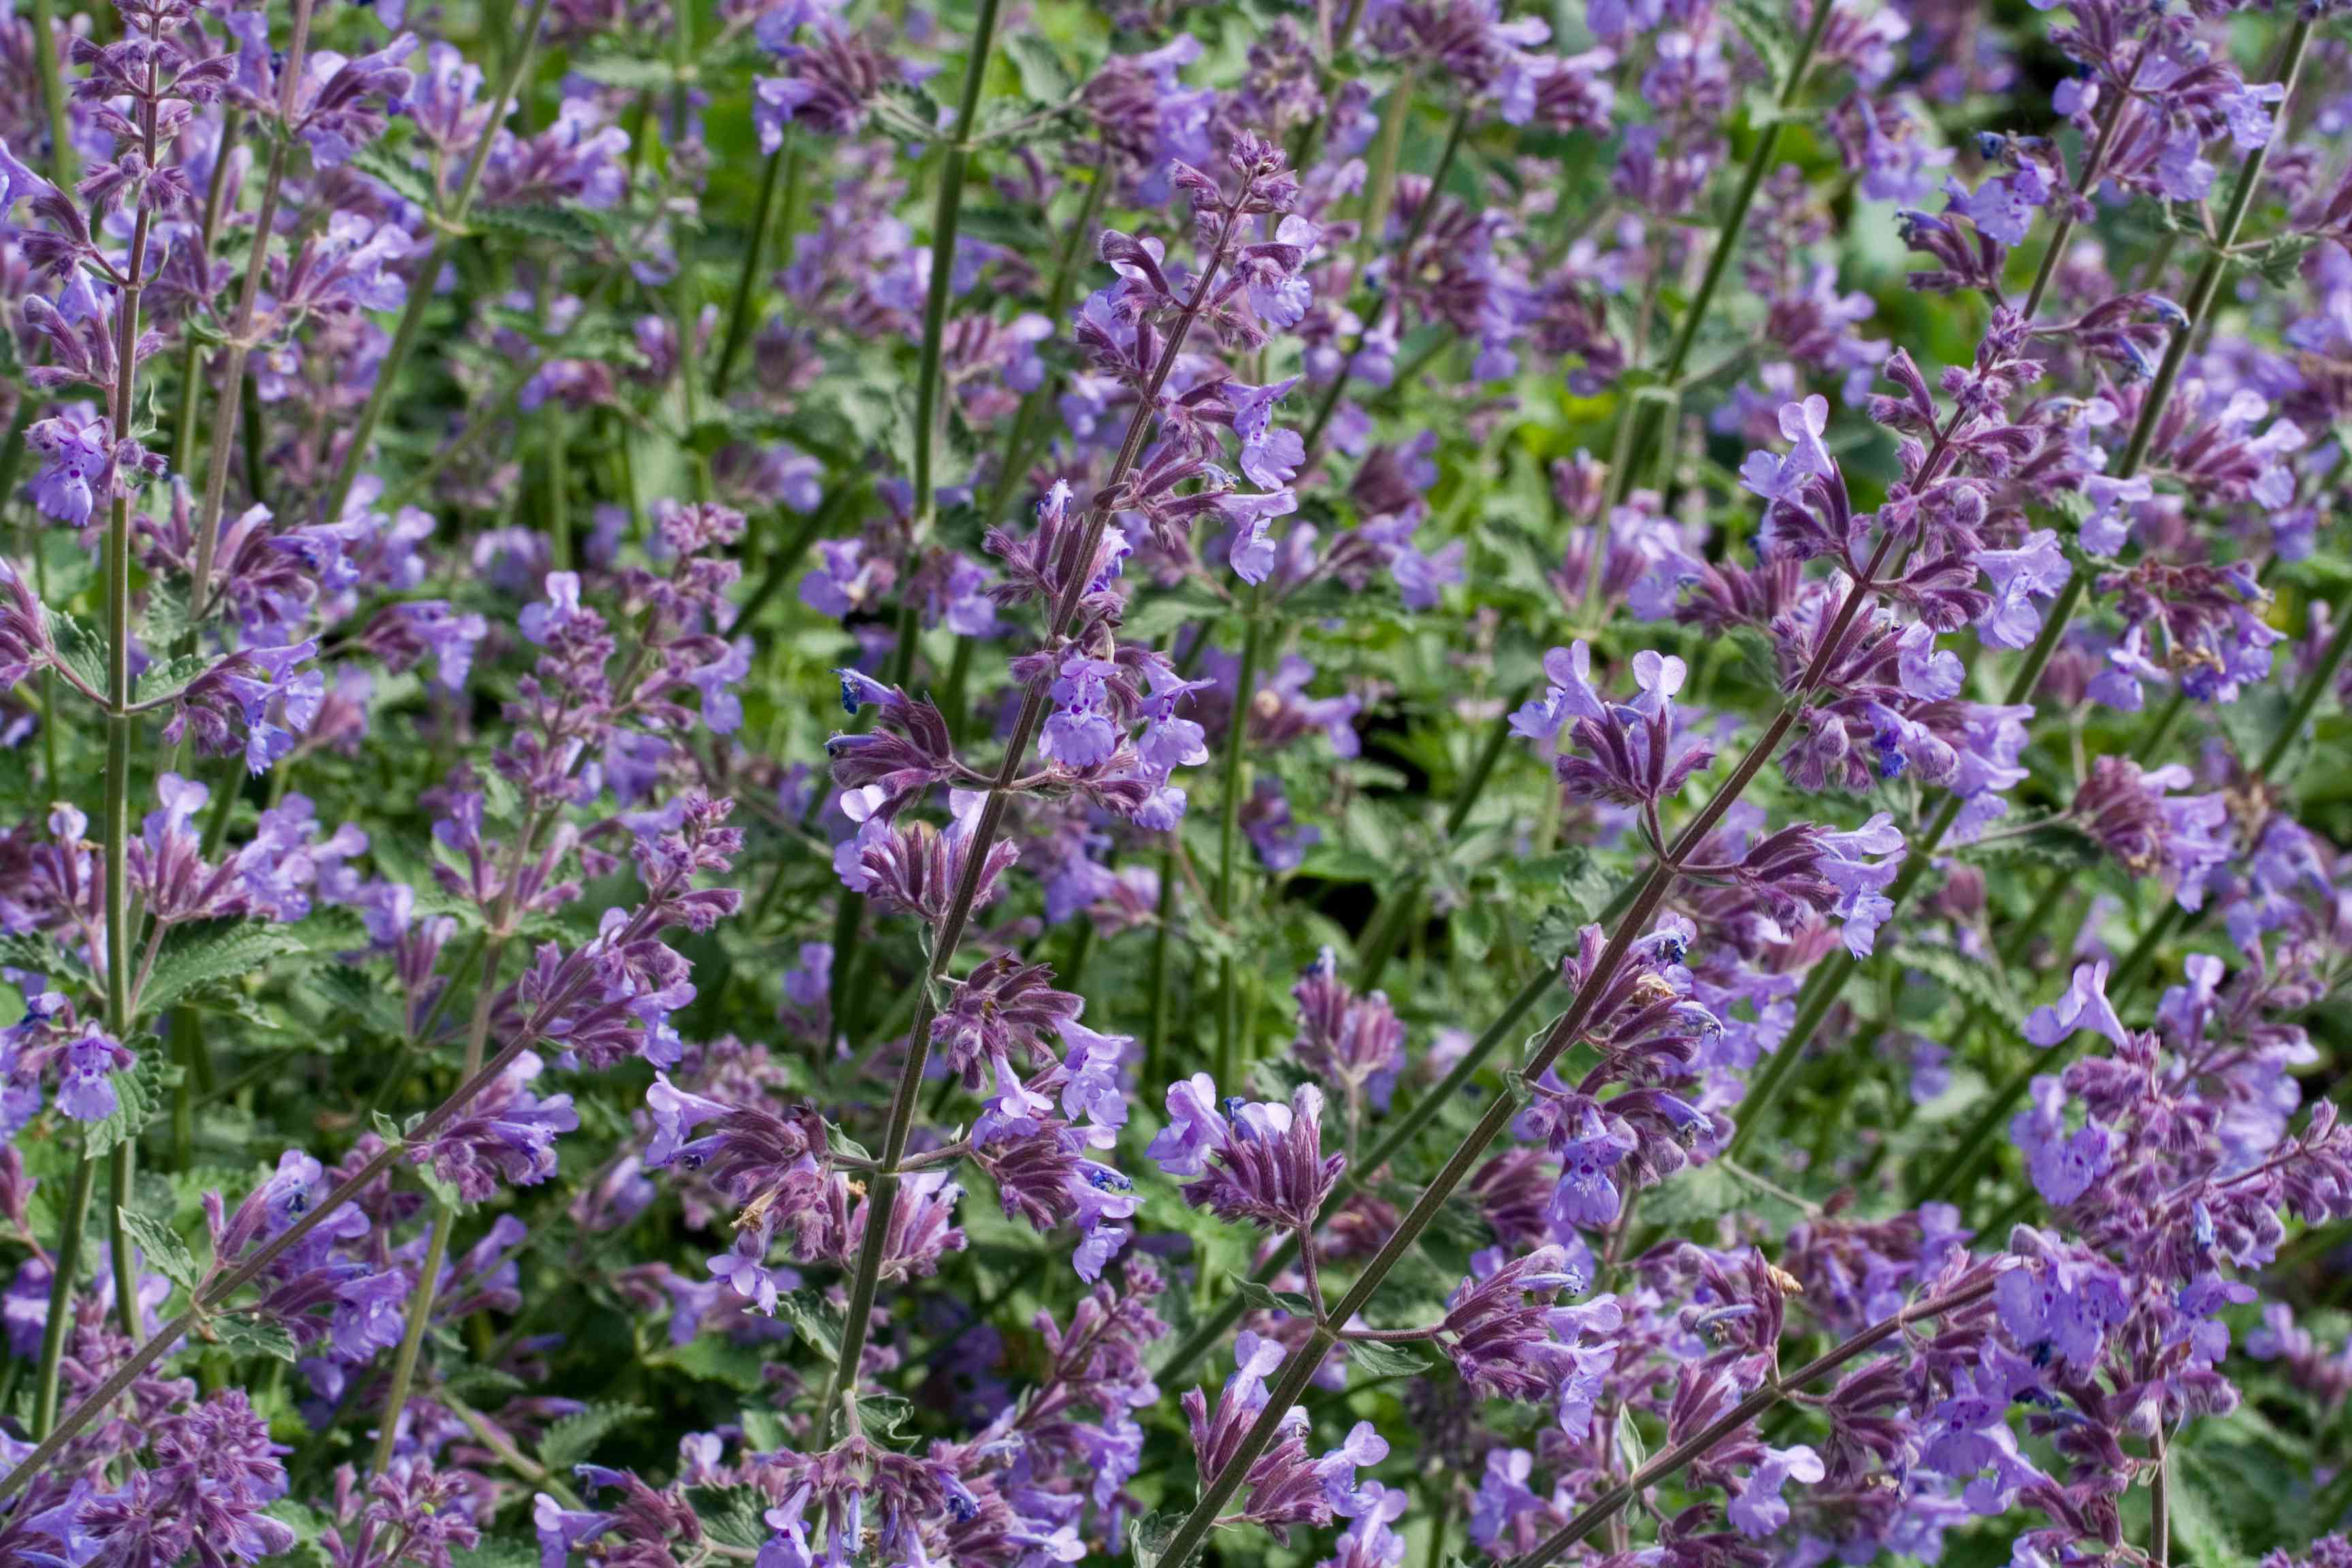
0;0;2349;1564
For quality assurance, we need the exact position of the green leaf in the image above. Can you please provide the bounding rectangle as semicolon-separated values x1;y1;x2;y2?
1343;1337;1431;1378
133;653;212;707
1891;941;2013;1017
1226;1273;1316;1318
348;142;438;212
686;1484;775;1551
47;609;109;698
1000;33;1073;101
471;203;604;249
1615;1404;1648;1475
854;1392;915;1446
659;1333;768;1392
740;1407;791;1453
1953;817;2103;872
569;53;681;91
212;1312;300;1362
1524;849;1627;962
538;1401;650;1473
1723;0;1795;82
1128;1511;1178;1568
2168;1446;2260;1568
446;1542;541;1568
2237;232;2321;291
84;1046;178;1157
142;920;308;1016
118;1204;201;1293
777;1286;844;1362
1638;1163;1742;1229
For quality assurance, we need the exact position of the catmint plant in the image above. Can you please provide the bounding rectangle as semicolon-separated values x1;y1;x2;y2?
0;0;2347;1566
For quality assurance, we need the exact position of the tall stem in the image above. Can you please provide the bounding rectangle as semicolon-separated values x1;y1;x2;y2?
322;0;557;521
368;917;508;1472
909;0;1002;536
1721;11;2313;1158
1298;102;1469;466
189;0;313;612
95;50;166;1345
711;129;793;399
818;198;1250;1441
1503;1276;1999;1568
1152;526;1904;1567
2020;36;2149;321
1214;593;1265;1083
30;1155;93;1437
1651;0;1837;391
982;142;1111;529
26;0;71;186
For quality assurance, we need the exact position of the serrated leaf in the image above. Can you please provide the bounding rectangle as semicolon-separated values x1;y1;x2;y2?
1000;33;1073;101
445;1543;540;1568
854;1392;915;1446
659;1333;768;1392
538;1401;649;1473
1226;1273;1316;1318
1954;817;2103;871
1892;941;2013;1017
118;1204;201;1293
212;1312;299;1362
1343;1337;1431;1378
685;1484;774;1551
777;1286;843;1362
740;1407;791;1454
2238;232;2321;291
444;1364;529;1403
0;932;95;990
1128;1511;1177;1568
47;609;109;699
142;919;307;1016
348;141;438;212
471;203;604;248
2168;1446;2259;1568
133;653;212;706
84;1046;177;1157
569;52;681;91
1524;849;1627;963
1638;1162;1742;1229
1722;0;1794;82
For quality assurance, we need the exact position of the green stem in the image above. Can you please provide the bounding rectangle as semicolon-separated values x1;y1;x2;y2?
1652;0;1836;389
711;129;793;399
1215;595;1267;1082
1154;880;1633;1383
323;0;557;521
909;0;1003;530
1298;101;1471;464
1145;838;1177;1086
982;142;1112;527
369;938;506;1475
818;198;1252;1444
189;1;312;610
1722;10;2315;1158
31;1154;93;1437
97;60;165;1344
26;0;71;186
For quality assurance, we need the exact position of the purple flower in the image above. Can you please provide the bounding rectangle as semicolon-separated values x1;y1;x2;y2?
57;1024;131;1122
2023;962;2129;1050
1727;1445;1826;1537
1737;396;1834;502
